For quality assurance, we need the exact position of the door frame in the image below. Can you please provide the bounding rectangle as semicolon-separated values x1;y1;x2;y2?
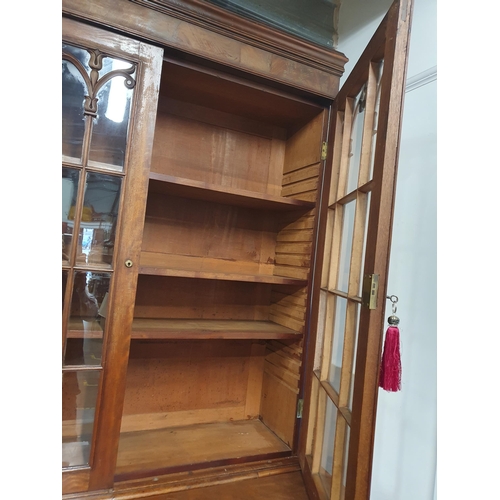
298;1;414;498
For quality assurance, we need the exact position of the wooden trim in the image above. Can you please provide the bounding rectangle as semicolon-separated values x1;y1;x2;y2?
130;0;347;74
114;451;293;482
62;469;91;495
64;457;302;500
62;0;346;98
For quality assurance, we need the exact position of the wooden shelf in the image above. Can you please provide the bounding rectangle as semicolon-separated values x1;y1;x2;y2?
139;252;308;285
115;419;291;479
148;172;315;212
131;318;302;340
138;264;307;285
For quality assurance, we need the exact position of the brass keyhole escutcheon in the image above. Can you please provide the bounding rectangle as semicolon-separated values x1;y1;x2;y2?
125;259;133;268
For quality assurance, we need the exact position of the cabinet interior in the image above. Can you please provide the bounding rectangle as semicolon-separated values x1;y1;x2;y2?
118;58;326;479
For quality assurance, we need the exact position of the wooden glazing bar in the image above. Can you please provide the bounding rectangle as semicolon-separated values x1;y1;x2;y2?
311;387;327;475
338;406;352;427
332;188;358;208
305;375;320;457
320;378;340;409
330;413;347;500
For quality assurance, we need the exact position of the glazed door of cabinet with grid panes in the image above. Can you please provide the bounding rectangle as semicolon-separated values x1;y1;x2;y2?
297;1;413;499
62;18;163;494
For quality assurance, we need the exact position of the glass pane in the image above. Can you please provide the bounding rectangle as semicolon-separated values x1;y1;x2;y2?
337;200;356;293
368;61;384;182
62;370;100;467
88;57;135;169
329;296;347;393
319;397;338;495
76;172;122;266
63;271;69;311
64;271;111;366
62;44;90;163
62;167;80;264
357;192;371;297
346;87;366;194
348;305;361;412
315;291;328;372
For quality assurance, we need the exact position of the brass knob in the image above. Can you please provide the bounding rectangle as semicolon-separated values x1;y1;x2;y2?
125;259;133;268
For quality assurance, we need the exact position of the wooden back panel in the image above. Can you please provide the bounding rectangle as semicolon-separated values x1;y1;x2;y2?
121;340;265;432
151;104;285;195
134;275;272;320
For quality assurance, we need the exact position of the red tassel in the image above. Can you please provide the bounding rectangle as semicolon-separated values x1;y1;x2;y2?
379;326;402;392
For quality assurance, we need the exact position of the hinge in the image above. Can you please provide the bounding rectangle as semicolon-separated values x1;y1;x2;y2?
362;273;379;309
321;142;328;161
297;398;304;418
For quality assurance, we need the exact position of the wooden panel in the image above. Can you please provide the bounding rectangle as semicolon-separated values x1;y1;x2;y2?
122;340;260;419
115;420;291;476
283;113;325;174
151;112;277;193
259;339;303;447
260;371;298;448
142;193;278;270
120;407;246;433
134;276;271;320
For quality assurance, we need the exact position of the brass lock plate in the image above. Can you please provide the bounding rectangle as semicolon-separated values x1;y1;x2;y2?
362;274;379;309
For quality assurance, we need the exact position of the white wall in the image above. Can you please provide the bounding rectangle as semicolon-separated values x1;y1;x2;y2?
336;0;437;498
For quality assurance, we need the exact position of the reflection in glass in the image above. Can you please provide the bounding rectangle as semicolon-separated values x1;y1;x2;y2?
76;172;122;266
369;61;384;182
62;168;80;263
62;370;100;467
319;397;337;494
62;44;89;162
348;305;360;412
88;57;135;169
64;271;111;366
63;271;68;311
314;291;328;372
357;192;371;297
206;0;337;48
329;297;347;394
337;200;356;293
346;88;366;194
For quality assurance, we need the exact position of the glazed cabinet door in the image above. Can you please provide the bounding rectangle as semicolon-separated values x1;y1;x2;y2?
62;18;162;494
298;1;413;499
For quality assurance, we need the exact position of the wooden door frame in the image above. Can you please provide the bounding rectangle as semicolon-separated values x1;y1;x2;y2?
62;18;163;494
298;1;414;498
